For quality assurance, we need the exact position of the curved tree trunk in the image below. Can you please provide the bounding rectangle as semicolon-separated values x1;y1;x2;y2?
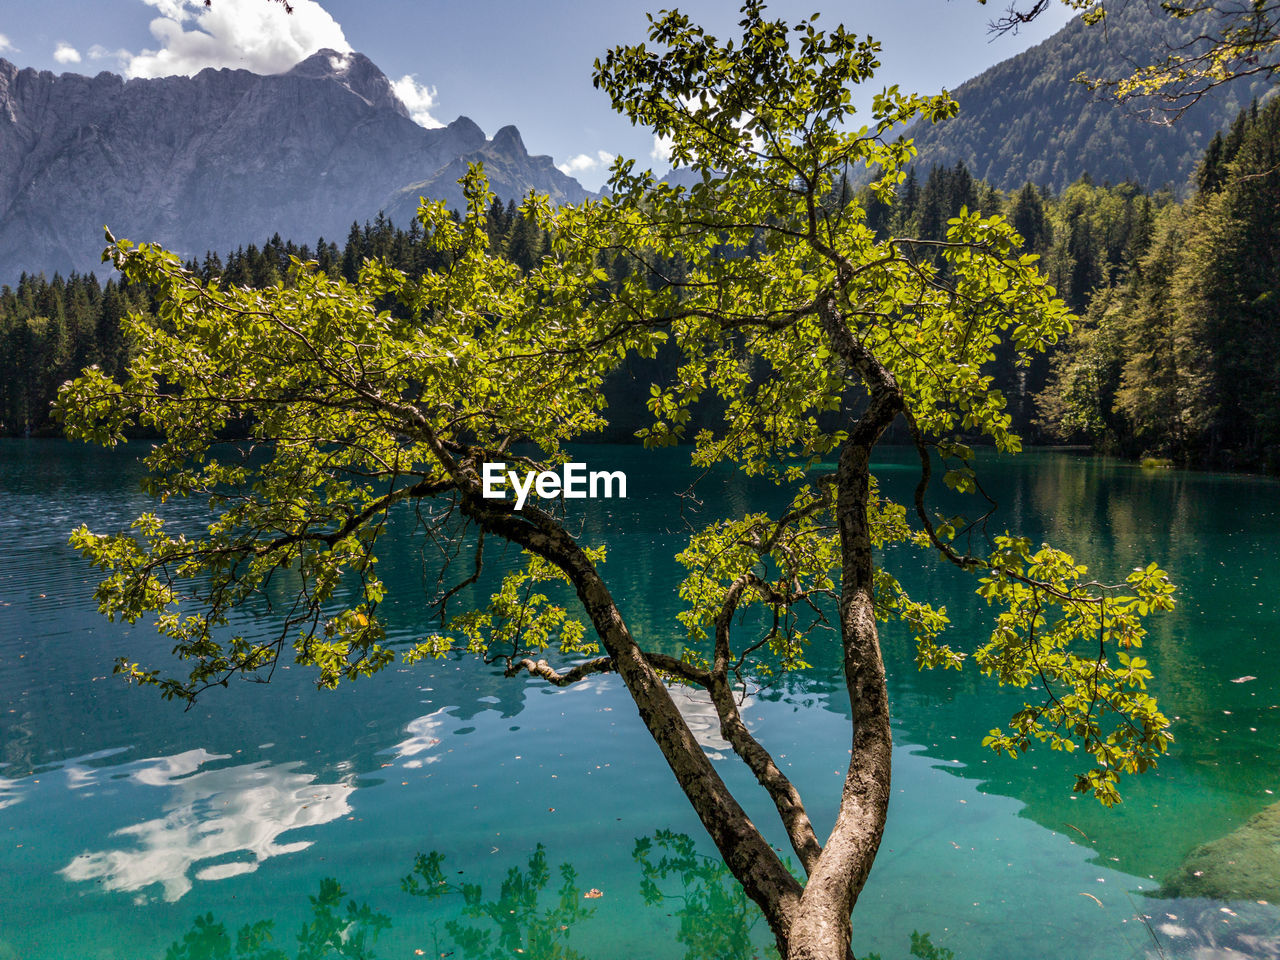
455;284;903;959
785;441;894;960
778;296;905;960
458;492;805;955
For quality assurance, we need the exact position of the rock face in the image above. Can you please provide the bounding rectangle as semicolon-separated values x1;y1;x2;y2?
0;51;590;278
1162;800;1280;901
385;123;591;221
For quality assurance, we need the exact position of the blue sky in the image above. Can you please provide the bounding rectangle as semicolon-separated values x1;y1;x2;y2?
0;0;1075;189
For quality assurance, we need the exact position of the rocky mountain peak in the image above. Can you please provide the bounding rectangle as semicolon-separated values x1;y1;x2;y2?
285;48;408;119
445;115;486;151
490;124;527;157
0;52;591;279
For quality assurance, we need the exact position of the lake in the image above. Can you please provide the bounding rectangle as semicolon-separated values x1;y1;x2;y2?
2;440;1279;959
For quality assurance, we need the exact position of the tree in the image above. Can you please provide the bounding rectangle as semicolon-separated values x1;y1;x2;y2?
1034;95;1280;468
1164;94;1280;466
983;0;1280;117
58;5;1176;958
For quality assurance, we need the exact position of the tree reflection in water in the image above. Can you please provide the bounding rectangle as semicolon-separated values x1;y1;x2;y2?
164;877;390;960
402;844;596;959
633;830;763;960
161;832;763;960
160;833;972;960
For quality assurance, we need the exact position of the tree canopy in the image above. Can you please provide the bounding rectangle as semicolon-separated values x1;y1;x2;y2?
59;4;1176;958
1036;95;1280;468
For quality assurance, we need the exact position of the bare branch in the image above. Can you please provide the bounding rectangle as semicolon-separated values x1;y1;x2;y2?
505;656;615;686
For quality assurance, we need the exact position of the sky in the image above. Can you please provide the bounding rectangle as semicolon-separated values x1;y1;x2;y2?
0;0;1075;190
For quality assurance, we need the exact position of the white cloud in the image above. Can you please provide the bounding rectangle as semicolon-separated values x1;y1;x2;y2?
0;34;16;55
145;0;189;20
669;686;753;760
121;0;351;79
649;92;764;168
556;149;616;176
53;42;82;64
651;134;674;165
88;44;131;63
390;73;443;129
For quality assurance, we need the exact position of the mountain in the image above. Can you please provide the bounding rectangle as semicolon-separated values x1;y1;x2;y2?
0;50;590;279
386;123;591;221
899;3;1276;194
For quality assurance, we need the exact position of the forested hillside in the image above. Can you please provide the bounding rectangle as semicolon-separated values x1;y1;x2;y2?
0;173;1172;442
0;203;553;436
902;1;1275;193
862;163;1170;434
869;97;1280;471
1036;97;1280;470
5;99;1277;472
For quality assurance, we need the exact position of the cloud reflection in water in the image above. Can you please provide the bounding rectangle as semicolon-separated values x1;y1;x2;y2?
0;772;21;811
60;748;353;902
387;707;448;768
668;687;754;760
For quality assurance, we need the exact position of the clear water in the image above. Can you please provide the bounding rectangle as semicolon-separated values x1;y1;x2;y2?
2;440;1279;959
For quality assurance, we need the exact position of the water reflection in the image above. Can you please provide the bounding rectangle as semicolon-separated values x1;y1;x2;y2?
404;843;599;960
633;829;764;960
1137;899;1280;960
165;877;390;960
8;442;1280;959
0;769;20;811
386;707;448;769
163;833;765;960
798;449;1280;883
59;749;354;902
668;687;754;761
160;830;1280;960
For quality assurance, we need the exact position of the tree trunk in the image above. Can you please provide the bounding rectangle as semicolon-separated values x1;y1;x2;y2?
457;289;902;958
458;493;805;955
784;441;894;960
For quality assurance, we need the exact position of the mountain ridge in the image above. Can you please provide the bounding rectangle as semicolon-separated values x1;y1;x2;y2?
0;50;590;279
899;3;1276;194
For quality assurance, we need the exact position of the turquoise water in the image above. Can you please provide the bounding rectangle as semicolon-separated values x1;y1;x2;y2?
2;440;1279;959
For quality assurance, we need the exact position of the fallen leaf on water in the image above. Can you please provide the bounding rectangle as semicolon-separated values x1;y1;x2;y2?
584;888;603;899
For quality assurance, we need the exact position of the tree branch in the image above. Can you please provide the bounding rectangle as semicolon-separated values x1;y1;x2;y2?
505;656;615;685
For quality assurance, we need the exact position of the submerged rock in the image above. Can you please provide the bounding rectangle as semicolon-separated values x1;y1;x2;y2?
1162;800;1280;901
